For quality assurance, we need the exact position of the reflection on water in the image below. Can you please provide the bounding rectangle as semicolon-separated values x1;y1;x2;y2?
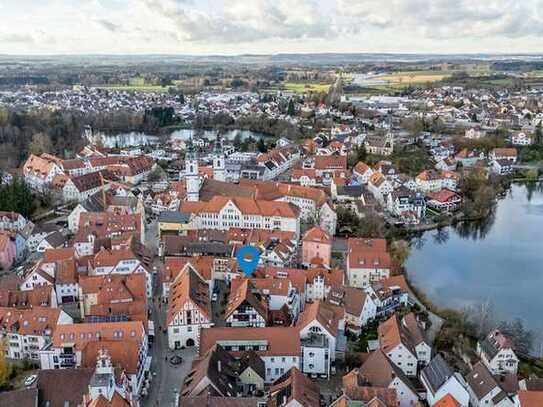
170;129;268;142
407;182;543;345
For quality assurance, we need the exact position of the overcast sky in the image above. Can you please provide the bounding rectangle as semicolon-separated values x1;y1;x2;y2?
1;0;543;55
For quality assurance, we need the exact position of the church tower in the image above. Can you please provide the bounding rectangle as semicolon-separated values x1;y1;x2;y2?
88;349;115;402
185;138;200;202
212;133;226;182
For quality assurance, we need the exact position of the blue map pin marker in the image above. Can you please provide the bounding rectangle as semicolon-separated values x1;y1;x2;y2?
236;246;261;277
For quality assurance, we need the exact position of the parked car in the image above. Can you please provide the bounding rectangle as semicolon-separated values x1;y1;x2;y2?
24;374;37;387
169;355;183;366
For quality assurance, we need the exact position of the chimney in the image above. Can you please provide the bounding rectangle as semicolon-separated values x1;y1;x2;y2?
217;360;221;373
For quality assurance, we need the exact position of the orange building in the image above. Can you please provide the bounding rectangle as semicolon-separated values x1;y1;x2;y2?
302;226;332;268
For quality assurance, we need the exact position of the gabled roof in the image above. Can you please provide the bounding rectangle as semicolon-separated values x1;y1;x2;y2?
180;196;299;219
303;225;331;243
81;340;141;374
479;329;515;359
378;313;428;357
434;394;461;407
224;279;268;322
0;388;37;407
340;375;398;407
269;367;320;407
167;269;211;325
421;354;454;395
199;326;301;357
239;349;265;379
0;285;53;308
163;256;214;283
0;306;62;336
79;273;146;322
359;350;417;394
181;345;240;398
517;390;543;407
327;286;367;318
53;321;145;348
314;155;347;170
296;300;343;337
348;238;391;270
466;362;501;400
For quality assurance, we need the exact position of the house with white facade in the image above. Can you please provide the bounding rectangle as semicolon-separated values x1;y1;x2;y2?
477;329;519;375
23;154;64;192
511;131;533;146
466;362;514;407
224;279;268;328
353;161;374;184
199;326;301;384
62;171;109;203
368;172;393;203
296;301;345;378
346;238;391;289
304;267;344;302
327;285;377;335
90;247;153;298
357;350;420;407
421;354;470;406
378;313;432;377
39;320;150;399
167;269;213;349
180;196;300;240
0;307;73;361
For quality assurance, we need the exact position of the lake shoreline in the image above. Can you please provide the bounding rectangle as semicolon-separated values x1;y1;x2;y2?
404;182;543;353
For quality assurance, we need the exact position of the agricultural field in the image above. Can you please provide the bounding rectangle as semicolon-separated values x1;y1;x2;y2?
94;76;171;92
374;71;449;85
526;70;543;78
282;82;332;93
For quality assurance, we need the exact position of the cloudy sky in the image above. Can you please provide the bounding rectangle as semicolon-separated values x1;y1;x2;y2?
1;0;543;55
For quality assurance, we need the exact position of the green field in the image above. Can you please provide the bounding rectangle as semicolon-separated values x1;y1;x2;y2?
94;76;170;92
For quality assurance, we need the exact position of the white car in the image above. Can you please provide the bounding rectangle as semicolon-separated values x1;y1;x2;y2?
24;374;37;387
211;293;218;302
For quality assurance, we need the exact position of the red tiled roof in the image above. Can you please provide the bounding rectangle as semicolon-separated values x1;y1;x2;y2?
199;326;301;357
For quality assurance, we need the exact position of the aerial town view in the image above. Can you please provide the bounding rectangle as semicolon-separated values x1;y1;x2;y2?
1;1;543;407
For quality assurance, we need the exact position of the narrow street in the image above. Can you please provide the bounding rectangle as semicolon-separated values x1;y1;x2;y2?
143;275;196;407
142;217;197;407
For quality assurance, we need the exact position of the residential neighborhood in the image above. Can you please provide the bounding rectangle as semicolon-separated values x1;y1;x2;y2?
1;40;543;407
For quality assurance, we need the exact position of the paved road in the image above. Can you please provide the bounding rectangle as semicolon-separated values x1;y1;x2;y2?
143;271;196;407
144;216;159;254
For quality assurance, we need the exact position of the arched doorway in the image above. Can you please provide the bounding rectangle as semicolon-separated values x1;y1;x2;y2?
186;338;195;347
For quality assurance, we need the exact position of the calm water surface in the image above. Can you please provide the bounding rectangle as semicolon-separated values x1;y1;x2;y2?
406;183;543;338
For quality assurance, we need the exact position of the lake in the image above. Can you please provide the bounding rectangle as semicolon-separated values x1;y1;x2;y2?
406;182;543;342
170;129;269;143
100;129;269;148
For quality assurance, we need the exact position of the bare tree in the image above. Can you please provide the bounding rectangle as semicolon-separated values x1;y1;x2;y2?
498;318;534;357
29;132;54;155
468;300;497;339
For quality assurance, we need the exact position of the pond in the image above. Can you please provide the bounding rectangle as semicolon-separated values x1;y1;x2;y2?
406;182;543;344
